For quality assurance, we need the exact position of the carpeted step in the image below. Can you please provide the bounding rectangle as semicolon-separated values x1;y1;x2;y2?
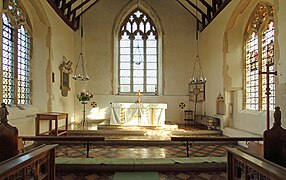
113;172;160;180
56;157;227;173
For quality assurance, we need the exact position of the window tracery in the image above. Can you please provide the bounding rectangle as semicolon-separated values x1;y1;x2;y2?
245;3;274;111
2;0;31;105
119;8;158;94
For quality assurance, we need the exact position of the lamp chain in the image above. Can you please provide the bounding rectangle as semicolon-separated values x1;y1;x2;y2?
73;0;89;81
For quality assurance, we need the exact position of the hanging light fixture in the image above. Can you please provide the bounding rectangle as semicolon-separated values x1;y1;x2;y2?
190;0;206;85
73;0;89;81
188;0;206;116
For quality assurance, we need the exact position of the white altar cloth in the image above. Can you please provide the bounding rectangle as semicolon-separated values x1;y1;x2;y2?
110;103;167;126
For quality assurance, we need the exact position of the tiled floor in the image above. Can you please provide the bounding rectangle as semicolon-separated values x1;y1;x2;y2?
55;124;230;179
56;144;233;179
57;171;227;180
56;144;232;158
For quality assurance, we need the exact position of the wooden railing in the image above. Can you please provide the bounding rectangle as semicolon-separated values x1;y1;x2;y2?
171;136;263;157
0;144;58;180
226;147;286;180
20;136;105;158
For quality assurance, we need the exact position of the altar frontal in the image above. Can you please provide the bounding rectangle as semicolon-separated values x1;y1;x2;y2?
110;103;167;126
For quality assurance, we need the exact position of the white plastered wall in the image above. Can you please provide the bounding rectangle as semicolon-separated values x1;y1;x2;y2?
200;0;286;137
73;0;198;124
1;0;76;135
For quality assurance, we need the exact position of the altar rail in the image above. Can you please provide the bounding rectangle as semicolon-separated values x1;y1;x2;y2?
226;147;286;180
20;136;105;158
0;144;57;180
171;136;263;157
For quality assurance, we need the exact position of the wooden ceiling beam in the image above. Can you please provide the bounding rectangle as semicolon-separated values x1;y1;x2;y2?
47;0;231;32
176;0;203;30
185;0;208;20
201;0;232;30
67;0;78;7
76;0;101;18
213;0;231;17
47;0;78;30
71;0;90;17
60;0;66;12
199;0;213;11
199;0;214;20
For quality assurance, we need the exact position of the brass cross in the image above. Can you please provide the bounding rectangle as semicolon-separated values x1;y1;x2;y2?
136;90;143;103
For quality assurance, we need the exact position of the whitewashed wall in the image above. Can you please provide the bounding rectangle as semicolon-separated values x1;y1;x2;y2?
200;0;286;136
0;0;76;135
74;0;198;124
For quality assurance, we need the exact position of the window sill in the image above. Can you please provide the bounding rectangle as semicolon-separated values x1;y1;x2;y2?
7;105;39;120
239;109;273;115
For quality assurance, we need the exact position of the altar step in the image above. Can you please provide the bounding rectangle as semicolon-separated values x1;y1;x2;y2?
62;120;224;144
97;120;179;130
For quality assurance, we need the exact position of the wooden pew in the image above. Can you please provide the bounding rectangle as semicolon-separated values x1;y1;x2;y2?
20;136;105;158
264;106;286;167
0;144;58;180
227;106;286;179
0;105;18;162
226;147;286;180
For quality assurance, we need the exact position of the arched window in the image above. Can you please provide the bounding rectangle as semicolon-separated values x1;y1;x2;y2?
245;3;274;111
2;0;31;105
118;8;158;95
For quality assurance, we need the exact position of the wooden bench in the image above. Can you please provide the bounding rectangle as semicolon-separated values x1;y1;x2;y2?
226;147;286;180
227;106;286;179
0;106;18;162
264;106;286;168
0;144;57;179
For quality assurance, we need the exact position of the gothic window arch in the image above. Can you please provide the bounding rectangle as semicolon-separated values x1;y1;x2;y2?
2;0;31;105
244;3;274;111
118;8;158;95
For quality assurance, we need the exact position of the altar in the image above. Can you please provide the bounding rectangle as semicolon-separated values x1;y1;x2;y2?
110;103;167;126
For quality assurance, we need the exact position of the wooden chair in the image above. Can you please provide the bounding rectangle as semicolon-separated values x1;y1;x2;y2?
184;110;194;126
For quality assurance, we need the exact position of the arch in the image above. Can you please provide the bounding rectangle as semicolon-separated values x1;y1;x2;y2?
21;0;53;111
112;0;164;95
222;0;275;119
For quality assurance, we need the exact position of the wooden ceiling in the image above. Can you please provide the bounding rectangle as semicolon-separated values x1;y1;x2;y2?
47;0;232;31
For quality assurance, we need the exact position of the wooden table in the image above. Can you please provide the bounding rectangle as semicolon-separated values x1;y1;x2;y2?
35;112;68;136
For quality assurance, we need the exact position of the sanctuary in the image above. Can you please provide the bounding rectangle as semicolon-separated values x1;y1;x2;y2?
110;102;167;126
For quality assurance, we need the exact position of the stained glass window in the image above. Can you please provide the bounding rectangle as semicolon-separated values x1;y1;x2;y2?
119;8;158;94
2;14;15;105
245;3;274;111
18;25;31;105
245;32;259;110
2;0;31;105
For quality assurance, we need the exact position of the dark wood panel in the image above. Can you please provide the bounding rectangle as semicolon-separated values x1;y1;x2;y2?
226;147;286;180
0;144;58;180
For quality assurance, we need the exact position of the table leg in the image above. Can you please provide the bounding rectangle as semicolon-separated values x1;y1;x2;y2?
65;114;68;132
55;119;58;136
35;117;39;136
49;120;52;134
